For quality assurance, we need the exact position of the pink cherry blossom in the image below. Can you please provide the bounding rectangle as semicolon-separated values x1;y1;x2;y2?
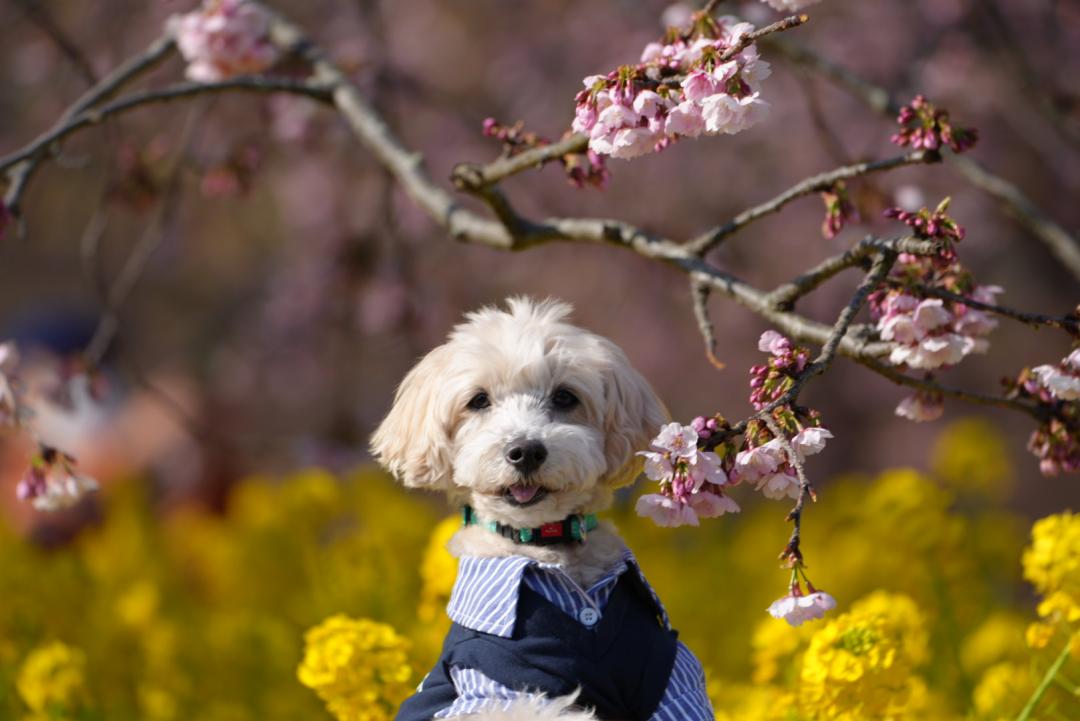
791;427;832;460
767;587;836;627
168;0;279;82
734;440;785;482
665;101;705;137
689;490;740;518
652;422;699;458
681;71;719;103
895;392;945;422
757;330;789;356
639;451;673;481
762;0;822;11
635;493;699;527
912;299;952;333
687;451;728;489
755;469;800;500
701;92;769;135
1031;364;1080;401
610;127;658;159
15;446;99;512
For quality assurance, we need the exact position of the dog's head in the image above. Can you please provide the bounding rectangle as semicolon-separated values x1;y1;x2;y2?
371;297;667;526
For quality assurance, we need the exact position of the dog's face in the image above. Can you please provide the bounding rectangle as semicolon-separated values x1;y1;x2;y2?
371;298;667;527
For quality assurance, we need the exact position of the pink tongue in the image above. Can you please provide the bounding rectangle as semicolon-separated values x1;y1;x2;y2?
510;485;539;503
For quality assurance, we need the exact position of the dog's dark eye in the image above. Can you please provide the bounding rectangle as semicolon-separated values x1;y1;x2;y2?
551;387;579;410
466;392;491;411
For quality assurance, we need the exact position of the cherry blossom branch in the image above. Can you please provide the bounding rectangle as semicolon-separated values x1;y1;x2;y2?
771;252;896;566
452;14;809;191
765;38;1080;282
0;77;334;174
855;356;1044;420
3;33;175;225
889;282;1080;335
3;0;1062;441
688;151;936;255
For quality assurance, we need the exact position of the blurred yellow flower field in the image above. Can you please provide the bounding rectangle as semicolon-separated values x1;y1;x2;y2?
1;419;1076;720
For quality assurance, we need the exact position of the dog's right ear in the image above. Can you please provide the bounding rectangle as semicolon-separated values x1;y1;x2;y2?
370;345;454;490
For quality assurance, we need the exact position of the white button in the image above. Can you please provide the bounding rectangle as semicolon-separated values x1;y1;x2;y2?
578;607;600;626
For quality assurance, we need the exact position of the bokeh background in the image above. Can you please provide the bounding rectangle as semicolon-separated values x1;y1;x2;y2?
0;0;1078;719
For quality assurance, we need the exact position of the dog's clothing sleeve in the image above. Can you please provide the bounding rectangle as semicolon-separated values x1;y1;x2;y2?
393;550;714;721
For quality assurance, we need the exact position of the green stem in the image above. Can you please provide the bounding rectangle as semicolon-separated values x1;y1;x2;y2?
1016;643;1072;721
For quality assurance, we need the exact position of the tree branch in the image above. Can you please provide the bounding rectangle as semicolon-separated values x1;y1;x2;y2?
688;151;936;255
855;355;1044;420
0;77;334;175
766;38;1080;283
766;235;941;309
3;33;176;224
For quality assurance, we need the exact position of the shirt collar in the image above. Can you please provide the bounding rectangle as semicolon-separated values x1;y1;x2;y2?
447;548;658;638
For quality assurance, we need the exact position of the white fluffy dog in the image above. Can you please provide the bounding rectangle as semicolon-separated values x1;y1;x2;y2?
373;298;713;721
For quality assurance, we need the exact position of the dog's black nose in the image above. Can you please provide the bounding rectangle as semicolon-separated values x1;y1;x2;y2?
505;440;547;475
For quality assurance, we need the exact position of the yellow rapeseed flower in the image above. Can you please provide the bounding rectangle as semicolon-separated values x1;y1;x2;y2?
1022;512;1080;602
750;617;810;684
960;612;1027;674
799;592;928;720
297;615;412;721
972;661;1032;721
418;515;460;623
16;641;87;714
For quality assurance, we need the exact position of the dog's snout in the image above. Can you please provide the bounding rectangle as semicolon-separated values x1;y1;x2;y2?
505;440;547;474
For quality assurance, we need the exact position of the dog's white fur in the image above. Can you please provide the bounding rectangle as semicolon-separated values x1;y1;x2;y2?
372;297;667;719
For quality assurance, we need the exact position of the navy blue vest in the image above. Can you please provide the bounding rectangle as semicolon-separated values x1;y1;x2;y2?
395;570;678;721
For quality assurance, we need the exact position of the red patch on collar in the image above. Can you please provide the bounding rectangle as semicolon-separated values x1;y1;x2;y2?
540;522;564;538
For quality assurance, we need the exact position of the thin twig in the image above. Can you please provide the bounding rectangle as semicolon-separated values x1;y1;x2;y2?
691;279;725;369
855;356;1044;420
0;77;334;174
766;234;940;309
688;151;935;255
3;33;176;222
891;281;1080;335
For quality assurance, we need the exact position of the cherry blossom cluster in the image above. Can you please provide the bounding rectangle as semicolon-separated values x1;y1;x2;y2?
481;118;608;190
16;446;99;512
572;13;771;159
739;331;833;499
820;182;856;239
767;575;837;627
891;94;978;154
871;201;1001;373
735;416;832;500
635;421;738;527
749;330;809;410
884;197;965;251
1006;349;1080;476
1;341;100;511
168;0;279;83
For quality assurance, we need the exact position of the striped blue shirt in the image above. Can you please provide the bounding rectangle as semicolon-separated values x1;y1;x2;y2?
431;549;713;720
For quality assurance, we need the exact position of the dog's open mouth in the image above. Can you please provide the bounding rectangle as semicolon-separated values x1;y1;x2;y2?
502;483;549;507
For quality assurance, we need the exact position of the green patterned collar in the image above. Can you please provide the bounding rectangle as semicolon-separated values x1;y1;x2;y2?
462;505;599;545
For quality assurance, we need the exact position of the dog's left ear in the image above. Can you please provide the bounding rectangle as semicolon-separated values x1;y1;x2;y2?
370;344;455;490
599;339;669;488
